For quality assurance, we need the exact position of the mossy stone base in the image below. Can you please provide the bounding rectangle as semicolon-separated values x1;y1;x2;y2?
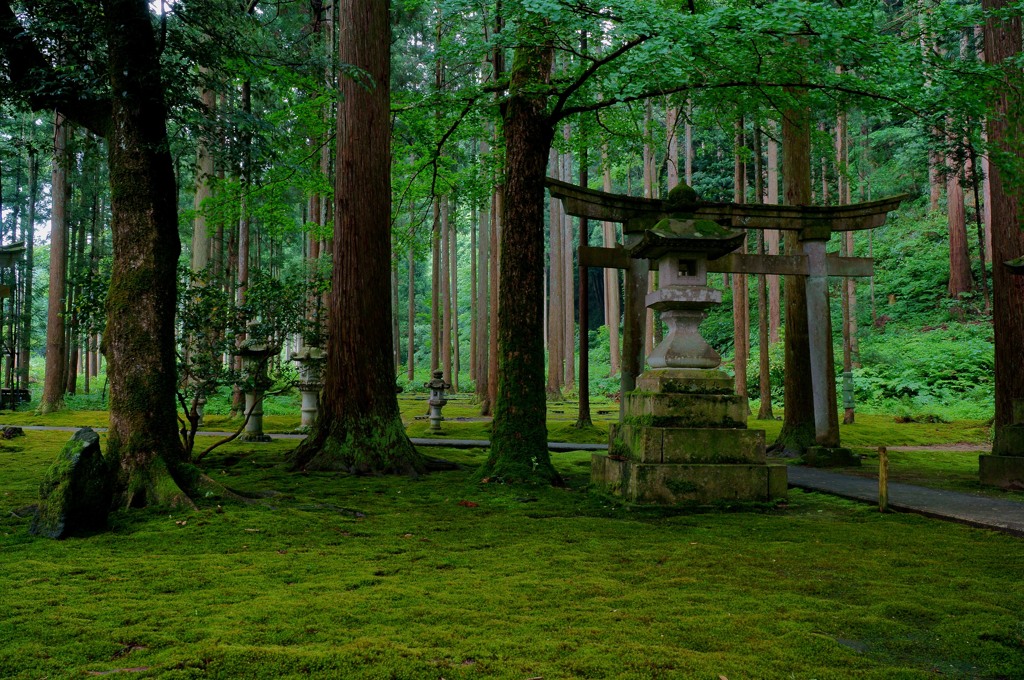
993;425;1024;456
592;453;786;504
239;433;273;443
979;454;1024;490
610;423;765;464
803;446;861;468
624;392;748;429
30;428;112;539
635;368;733;395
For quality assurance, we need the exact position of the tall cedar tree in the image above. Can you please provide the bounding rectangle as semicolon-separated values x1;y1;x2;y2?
774;90;818;454
479;31;562;485
291;0;422;474
983;1;1024;447
0;0;229;508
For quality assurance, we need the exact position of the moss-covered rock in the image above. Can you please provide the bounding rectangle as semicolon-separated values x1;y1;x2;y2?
30;428;112;539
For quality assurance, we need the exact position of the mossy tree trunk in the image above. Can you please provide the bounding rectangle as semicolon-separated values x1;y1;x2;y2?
983;1;1024;437
479;36;562;486
774;90;817;455
102;0;190;507
291;0;421;475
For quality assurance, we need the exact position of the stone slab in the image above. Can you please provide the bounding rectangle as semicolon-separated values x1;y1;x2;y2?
625;392;748;428
591;453;786;504
661;427;766;464
979;454;1024;490
611;424;766;464
803;446;861;468
635;368;733;395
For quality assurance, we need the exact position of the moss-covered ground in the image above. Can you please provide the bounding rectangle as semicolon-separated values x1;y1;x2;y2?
2;428;1024;679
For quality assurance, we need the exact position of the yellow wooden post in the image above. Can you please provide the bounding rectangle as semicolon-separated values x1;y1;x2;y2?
878;446;889;512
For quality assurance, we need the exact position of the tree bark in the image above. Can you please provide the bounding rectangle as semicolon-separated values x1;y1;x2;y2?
601;144;620;376
18;146;36;389
766;125;781;344
732;117;748;398
983;0;1024;440
561;125;575;388
39;113;70;414
103;0;190;507
406;244;415;381
450;206;460;391
947;164;974;300
191;86;216;273
481;35;561;486
292;0;420;473
441;195;452;382
546;147;564;397
475;139;491;407
774;94;817;454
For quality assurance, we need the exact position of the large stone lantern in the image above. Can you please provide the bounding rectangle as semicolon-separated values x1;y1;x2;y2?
593;203;787;504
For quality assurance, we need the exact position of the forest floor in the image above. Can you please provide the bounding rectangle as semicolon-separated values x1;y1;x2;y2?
3;429;1024;678
0;397;1006;501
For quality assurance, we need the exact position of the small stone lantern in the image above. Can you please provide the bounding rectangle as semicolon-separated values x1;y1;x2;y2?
291;346;326;431
424;370;451;434
235;337;279;443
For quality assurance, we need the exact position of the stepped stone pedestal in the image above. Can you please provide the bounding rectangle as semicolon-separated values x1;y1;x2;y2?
590;201;786;504
980;399;1024;489
595;369;786;504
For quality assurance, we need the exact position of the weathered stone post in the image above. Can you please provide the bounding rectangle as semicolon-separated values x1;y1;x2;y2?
424;370;450;434
291;346;325;431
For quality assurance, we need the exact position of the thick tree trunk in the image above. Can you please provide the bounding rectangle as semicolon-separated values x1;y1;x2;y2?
481;38;560;486
292;0;420;473
983;1;1024;439
774;94;817;454
103;0;189;507
38;113;70;414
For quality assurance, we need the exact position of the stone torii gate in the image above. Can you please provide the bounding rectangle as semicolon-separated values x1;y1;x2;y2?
547;178;906;451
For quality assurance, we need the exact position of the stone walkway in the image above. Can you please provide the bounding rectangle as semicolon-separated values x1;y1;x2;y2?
788;466;1024;537
11;424;1022;536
